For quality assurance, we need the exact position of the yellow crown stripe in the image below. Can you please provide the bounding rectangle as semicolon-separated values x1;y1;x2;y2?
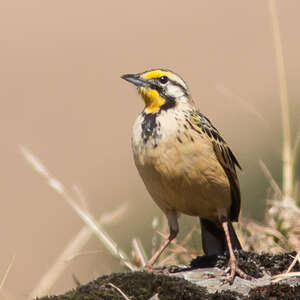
142;70;170;79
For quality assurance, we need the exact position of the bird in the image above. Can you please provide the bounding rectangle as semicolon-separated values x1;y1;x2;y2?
121;69;250;282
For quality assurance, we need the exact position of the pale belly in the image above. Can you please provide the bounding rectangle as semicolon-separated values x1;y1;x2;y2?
132;132;232;220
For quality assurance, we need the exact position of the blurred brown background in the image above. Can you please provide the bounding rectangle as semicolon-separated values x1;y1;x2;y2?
0;0;299;298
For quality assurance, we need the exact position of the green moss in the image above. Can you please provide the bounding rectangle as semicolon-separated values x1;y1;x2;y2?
38;251;300;300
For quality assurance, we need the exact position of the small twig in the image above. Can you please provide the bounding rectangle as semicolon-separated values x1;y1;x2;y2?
286;252;300;273
108;283;130;300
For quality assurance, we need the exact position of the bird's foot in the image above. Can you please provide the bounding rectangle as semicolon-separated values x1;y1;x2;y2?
222;258;253;284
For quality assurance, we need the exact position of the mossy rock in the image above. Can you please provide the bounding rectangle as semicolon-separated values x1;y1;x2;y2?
38;251;300;300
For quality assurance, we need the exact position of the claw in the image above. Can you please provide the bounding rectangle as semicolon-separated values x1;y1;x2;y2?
221;221;254;283
222;258;253;284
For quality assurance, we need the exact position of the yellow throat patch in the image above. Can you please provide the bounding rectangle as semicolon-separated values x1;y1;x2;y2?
138;87;166;114
138;70;171;113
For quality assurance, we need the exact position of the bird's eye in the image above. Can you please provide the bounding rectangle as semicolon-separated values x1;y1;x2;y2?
159;76;168;84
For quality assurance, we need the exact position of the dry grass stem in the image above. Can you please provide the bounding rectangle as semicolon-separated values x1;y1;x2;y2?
158;223;199;265
151;216;168;258
238;217;286;252
294;181;299;202
268;0;293;198
215;84;269;128
65;250;104;261
132;238;147;267
29;200;128;298
228;1;299;257
72;184;90;212
286;252;300;273
20;146;136;298
0;254;16;290
99;202;128;225
272;271;300;283
248;159;299;251
292;130;300;163
259;160;282;197
108;283;130;300
28;215;105;299
20;146;135;271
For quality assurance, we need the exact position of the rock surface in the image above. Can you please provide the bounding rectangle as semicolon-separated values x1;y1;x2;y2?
38;251;300;299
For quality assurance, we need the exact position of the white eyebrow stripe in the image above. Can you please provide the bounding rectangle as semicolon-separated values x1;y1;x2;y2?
168;73;187;90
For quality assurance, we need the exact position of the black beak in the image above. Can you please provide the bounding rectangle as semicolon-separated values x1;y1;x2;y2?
121;73;147;87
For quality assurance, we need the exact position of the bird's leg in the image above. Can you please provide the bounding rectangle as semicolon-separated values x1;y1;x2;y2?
221;219;252;283
145;211;178;269
145;236;172;268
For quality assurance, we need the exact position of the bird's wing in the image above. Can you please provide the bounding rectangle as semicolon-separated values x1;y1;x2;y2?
188;112;241;221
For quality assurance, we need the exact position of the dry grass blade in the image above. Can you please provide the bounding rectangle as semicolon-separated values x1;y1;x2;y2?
132;238;148;267
272;271;300;283
20;146;136;273
286;252;300;273
216;84;269;128
99;202;128;225
0;254;16;290
29;201;128;298
158;223;199;265
238;0;300;255
292;130;300;163
259;160;282;197
268;0;293;198
108;283;130;300
28;220;100;298
66;250;103;261
271;252;300;283
294;180;299;201
237;217;285;252
72;184;90;212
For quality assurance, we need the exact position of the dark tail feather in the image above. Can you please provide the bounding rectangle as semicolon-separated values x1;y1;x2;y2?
200;218;242;256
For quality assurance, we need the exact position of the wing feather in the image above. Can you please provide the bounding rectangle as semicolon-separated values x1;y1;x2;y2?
189;112;241;221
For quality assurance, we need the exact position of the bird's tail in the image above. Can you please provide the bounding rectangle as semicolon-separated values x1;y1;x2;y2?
200;218;242;256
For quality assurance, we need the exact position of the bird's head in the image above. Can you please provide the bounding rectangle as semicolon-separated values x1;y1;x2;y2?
121;69;191;114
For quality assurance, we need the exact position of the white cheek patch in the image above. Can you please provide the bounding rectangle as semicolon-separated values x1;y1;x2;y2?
166;84;185;98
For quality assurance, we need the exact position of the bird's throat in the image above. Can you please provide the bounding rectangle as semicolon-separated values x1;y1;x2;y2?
138;87;166;114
